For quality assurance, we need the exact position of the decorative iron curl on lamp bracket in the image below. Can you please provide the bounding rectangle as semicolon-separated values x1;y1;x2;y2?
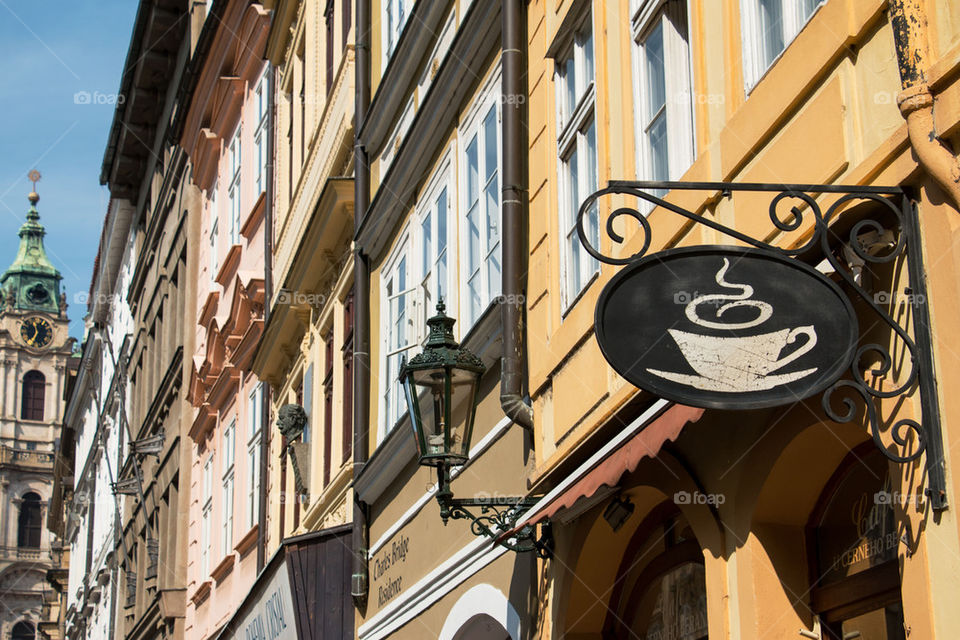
399;300;553;557
575;180;946;511
434;463;553;558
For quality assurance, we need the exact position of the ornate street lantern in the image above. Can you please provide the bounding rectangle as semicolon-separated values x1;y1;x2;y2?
398;300;485;467
399;300;552;558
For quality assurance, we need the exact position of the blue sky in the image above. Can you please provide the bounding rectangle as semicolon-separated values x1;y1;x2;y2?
0;0;138;340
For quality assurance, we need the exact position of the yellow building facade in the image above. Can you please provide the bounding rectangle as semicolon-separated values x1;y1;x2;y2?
522;0;960;638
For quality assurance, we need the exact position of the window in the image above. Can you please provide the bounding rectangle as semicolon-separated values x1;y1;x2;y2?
11;621;35;640
17;492;42;548
741;0;823;89
323;335;334;486
254;72;268;196
418;165;453;320
201;456;212;576
380;241;416;437
21;371;44;421
221;420;236;553
341;291;354;464
227;132;242;245
633;1;695;193
325;0;335;94
383;0;411;63
247;385;263;530
302;365;313;444
460;81;502;327
209;188;219;282
556;15;599;308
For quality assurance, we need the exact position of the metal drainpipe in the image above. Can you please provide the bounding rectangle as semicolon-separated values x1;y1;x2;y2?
257;61;275;573
351;0;372;608
889;0;960;212
500;0;534;430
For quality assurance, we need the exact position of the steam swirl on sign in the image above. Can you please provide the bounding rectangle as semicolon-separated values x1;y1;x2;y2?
685;258;773;330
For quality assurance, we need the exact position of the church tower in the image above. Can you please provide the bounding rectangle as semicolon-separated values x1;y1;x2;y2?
0;184;73;640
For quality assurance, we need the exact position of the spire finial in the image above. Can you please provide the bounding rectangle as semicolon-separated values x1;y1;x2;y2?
27;170;40;207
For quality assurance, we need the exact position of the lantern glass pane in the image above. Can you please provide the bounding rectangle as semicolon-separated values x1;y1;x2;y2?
410;368;447;461
448;368;480;461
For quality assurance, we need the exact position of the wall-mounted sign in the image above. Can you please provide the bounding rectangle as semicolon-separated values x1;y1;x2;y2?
229;559;297;640
595;246;857;409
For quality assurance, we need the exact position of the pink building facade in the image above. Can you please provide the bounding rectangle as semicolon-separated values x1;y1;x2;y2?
177;3;270;639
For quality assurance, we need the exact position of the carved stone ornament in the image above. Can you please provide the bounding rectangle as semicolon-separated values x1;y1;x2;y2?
276;403;308;440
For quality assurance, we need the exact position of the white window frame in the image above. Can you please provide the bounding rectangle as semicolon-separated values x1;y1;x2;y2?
416;146;457;329
740;0;824;90
458;69;503;329
221;420;235;554
555;12;599;311
254;71;268;197
382;0;412;66
378;230;417;441
227;131;242;245
208;187;219;282
200;456;212;577
247;384;263;530
632;0;695;193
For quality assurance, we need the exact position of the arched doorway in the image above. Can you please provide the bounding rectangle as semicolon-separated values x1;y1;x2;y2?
451;614;511;640
11;621;35;640
808;445;905;639
603;502;708;639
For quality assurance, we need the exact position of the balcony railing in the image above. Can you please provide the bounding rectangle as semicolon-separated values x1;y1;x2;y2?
0;545;56;562
0;446;55;468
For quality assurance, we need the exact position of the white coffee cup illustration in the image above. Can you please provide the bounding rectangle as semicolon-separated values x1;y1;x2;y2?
647;258;819;392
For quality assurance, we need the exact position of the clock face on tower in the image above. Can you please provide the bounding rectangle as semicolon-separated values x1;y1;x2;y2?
20;316;53;349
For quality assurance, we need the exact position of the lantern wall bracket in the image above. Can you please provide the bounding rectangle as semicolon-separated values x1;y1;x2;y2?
576;180;946;511
435;464;553;558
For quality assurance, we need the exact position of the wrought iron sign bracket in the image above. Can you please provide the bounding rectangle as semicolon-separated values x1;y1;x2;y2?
577;180;946;511
435;464;553;558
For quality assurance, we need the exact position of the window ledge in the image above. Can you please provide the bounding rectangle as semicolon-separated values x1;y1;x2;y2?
354;413;417;505
210;553;235;584
189;579;212;606
360;0;453;155
233;525;258;558
460;299;502;371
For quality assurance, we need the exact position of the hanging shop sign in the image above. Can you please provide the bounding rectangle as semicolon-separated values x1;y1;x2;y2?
595;246;858;410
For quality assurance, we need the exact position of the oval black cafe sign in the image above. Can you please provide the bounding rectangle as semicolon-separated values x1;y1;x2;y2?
595;246;858;410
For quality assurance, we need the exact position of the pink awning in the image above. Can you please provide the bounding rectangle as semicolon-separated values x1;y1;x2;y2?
505;403;704;535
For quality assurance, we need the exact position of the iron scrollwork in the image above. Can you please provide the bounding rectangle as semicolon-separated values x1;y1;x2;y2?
435;465;553;558
576;180;946;510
